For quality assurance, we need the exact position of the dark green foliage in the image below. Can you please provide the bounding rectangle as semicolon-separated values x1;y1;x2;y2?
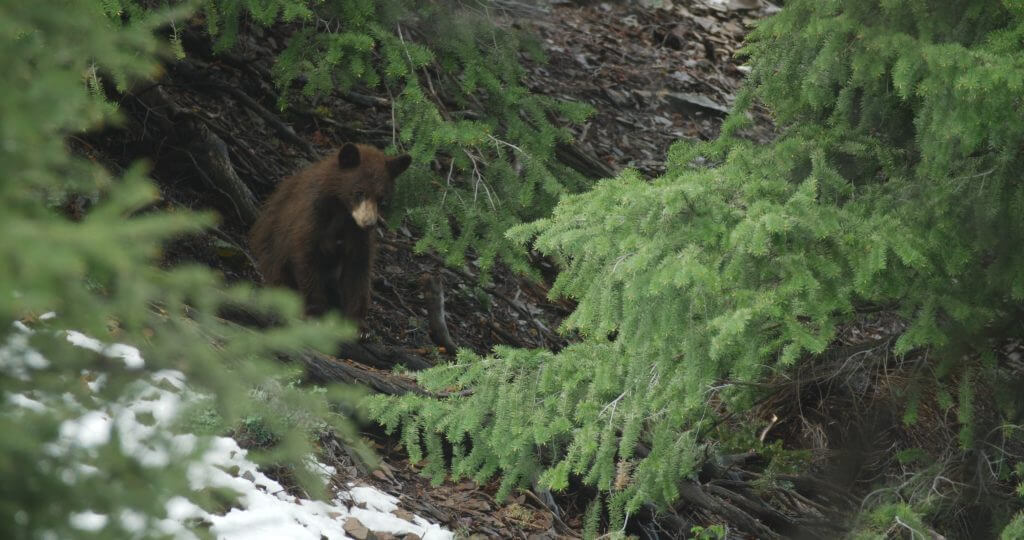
100;0;592;275
376;0;1024;535
2;2;362;537
194;0;594;276
4;0;591;535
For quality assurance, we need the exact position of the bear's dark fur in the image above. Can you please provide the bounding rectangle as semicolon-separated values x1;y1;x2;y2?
249;143;411;322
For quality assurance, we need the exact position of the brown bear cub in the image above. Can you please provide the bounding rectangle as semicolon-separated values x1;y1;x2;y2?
249;143;411;323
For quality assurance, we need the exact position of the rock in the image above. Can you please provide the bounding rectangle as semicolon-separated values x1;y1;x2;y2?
343;517;375;540
727;0;762;10
664;92;731;115
670;70;695;84
604;88;631;107
392;508;416;522
653;24;688;50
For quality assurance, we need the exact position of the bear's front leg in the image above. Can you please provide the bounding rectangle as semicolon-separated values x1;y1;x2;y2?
334;261;371;333
300;271;332;318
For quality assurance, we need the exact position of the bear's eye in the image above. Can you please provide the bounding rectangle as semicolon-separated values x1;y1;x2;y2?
354;190;365;200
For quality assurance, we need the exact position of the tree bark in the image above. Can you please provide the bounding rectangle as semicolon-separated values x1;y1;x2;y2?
296;350;427;396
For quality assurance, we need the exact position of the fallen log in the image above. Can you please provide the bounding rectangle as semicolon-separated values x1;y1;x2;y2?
555;141;616;180
295;350;427;396
170;59;320;160
335;341;435;372
132;85;261;225
677;480;779;539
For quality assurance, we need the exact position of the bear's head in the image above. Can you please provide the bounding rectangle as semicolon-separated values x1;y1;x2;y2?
332;143;411;229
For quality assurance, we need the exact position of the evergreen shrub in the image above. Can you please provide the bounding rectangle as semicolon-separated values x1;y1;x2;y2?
2;3;360;537
373;0;1024;535
2;0;590;535
194;0;594;276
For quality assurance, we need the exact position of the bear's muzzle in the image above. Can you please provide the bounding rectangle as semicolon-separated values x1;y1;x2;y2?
351;199;378;229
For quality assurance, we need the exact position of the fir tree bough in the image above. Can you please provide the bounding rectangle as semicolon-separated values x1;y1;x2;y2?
3;0;590;536
372;0;1024;535
101;0;592;275
194;0;594;276
2;2;364;537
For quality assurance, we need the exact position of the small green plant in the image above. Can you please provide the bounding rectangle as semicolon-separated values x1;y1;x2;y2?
237;415;278;448
690;524;726;540
178;400;227;436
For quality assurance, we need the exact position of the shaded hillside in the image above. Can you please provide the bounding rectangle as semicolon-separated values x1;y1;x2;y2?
66;0;1024;538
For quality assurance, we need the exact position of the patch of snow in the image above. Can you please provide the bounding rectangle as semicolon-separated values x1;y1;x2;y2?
0;327;51;379
118;509;148;533
76;463;100;476
307;457;337;486
65;330;104;351
59;410;112;448
166;496;207;522
153;498;198;539
348;485;400;512
153;369;188;390
345;486;452;539
108;382;189;468
66;330;145;370
187;436;351;539
350;507;429;536
6;324;454;540
180;409;453;539
106;343;145;369
211;497;344;540
83;371;107;392
8;392;46;412
69;511;108;531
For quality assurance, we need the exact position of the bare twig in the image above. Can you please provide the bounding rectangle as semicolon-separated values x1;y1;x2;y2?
219;85;319;159
463;149;498;210
420;274;459;355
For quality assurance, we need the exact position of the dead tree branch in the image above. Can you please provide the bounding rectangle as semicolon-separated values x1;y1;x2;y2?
420;274;459;354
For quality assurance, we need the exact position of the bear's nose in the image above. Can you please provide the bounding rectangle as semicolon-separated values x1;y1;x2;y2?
351;199;378;229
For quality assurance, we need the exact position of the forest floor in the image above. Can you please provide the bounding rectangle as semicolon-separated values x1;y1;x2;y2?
74;1;840;538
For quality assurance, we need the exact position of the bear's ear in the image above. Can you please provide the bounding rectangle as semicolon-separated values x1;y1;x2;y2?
387;154;412;178
338;143;360;169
